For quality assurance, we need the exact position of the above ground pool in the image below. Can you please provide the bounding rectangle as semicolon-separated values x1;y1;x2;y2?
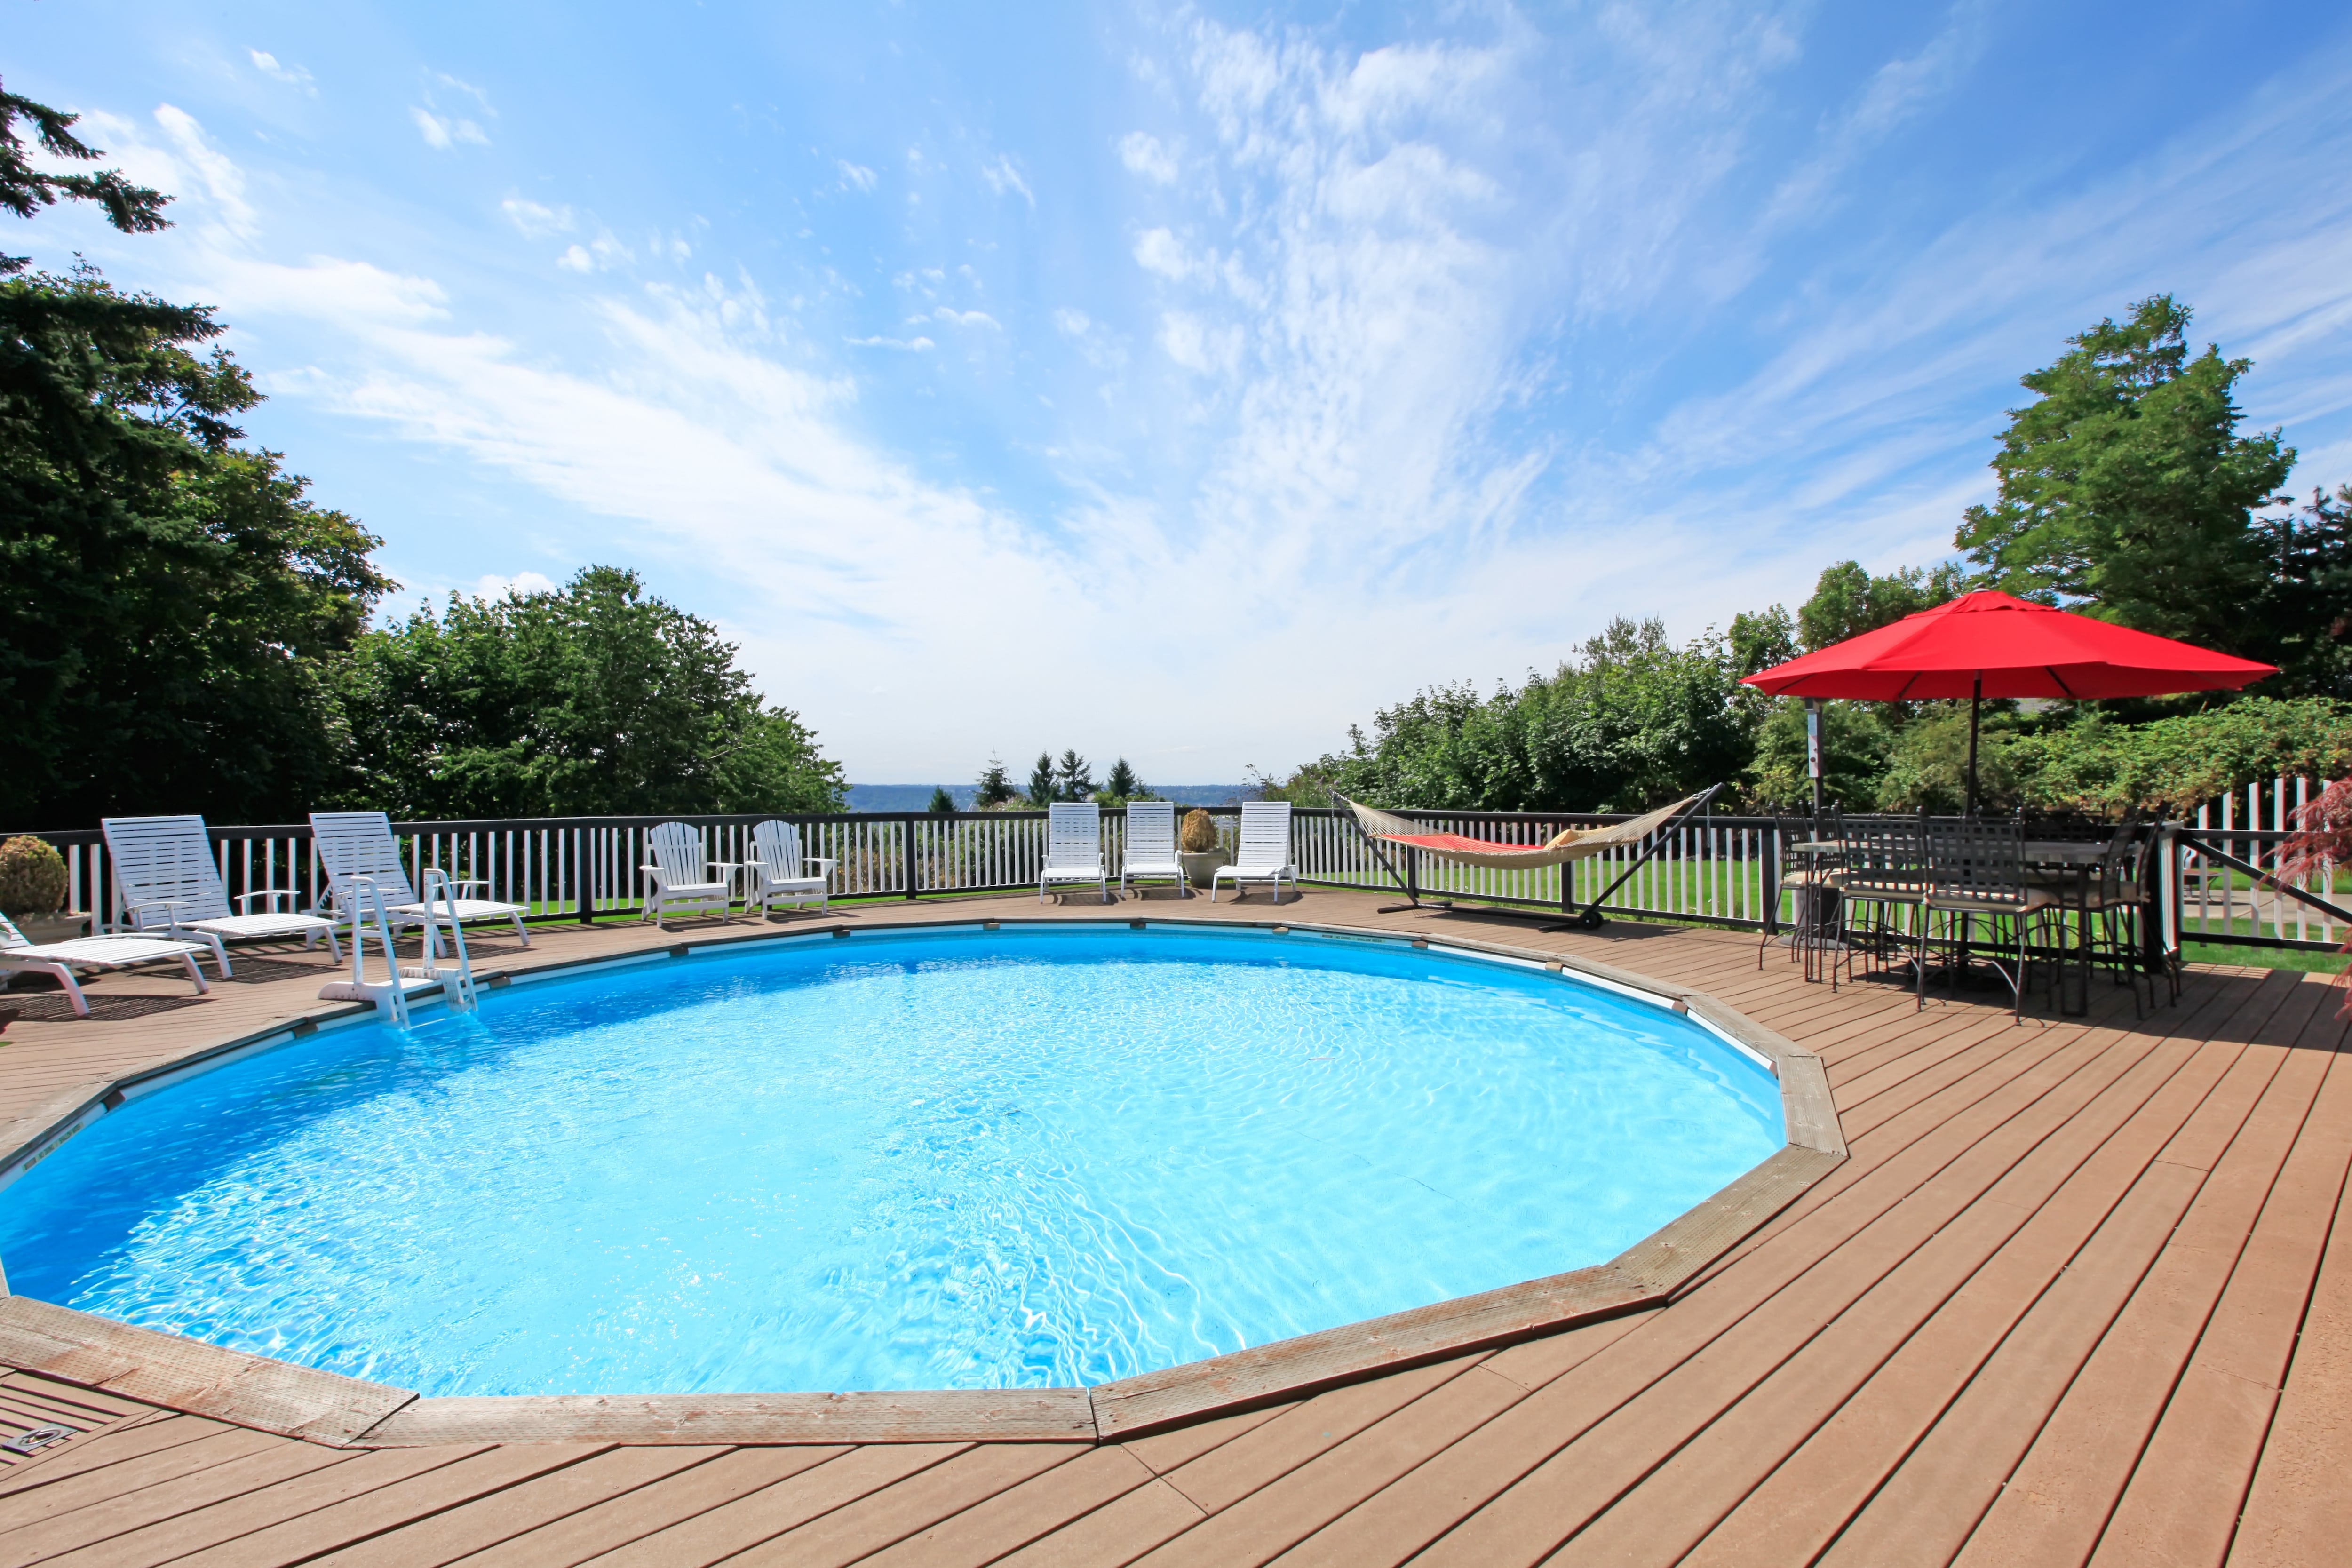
0;924;1783;1396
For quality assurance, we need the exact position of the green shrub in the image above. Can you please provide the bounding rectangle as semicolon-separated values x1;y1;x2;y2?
2009;699;2352;815
0;836;69;918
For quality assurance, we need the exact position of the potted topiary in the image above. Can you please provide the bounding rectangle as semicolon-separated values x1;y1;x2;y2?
0;835;85;944
1178;809;1226;894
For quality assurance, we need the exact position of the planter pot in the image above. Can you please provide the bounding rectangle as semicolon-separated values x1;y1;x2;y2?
1178;851;1227;894
15;912;90;944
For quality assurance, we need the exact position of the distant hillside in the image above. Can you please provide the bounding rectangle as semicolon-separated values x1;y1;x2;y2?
845;783;1250;812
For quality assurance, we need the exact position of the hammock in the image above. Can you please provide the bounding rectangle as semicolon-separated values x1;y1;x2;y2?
1336;790;1708;871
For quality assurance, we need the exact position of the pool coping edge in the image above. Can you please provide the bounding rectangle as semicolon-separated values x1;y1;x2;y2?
0;908;1847;1449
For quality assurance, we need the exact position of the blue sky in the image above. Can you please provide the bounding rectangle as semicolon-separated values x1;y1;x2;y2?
11;1;2352;782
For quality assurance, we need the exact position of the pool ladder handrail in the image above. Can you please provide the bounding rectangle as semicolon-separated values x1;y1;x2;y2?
412;868;479;1013
326;874;413;1027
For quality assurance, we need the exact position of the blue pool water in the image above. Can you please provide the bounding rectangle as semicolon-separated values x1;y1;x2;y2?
0;925;1782;1396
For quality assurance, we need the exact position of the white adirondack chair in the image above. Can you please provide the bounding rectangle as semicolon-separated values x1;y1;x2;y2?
745;820;835;917
1040;802;1109;903
640;821;738;929
0;911;211;1017
308;812;532;951
103;814;342;978
1211;801;1296;903
1119;801;1188;897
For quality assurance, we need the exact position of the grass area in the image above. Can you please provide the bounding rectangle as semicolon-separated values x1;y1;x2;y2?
2184;940;2349;976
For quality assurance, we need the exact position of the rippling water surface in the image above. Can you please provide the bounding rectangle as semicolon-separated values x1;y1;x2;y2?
0;925;1781;1394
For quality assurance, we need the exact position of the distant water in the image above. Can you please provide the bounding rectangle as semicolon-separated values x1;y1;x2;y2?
847;784;1248;812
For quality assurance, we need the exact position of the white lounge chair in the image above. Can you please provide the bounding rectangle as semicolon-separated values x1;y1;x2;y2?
309;812;532;951
1211;801;1296;903
1119;801;1188;897
641;821;738;929
746;820;835;917
1040;803;1110;903
102;814;342;977
0;911;211;1018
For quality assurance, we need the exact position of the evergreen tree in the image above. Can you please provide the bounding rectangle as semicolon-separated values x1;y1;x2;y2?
2253;484;2352;698
1026;752;1057;808
972;756;1016;808
1103;757;1142;800
927;785;956;814
1055;749;1096;801
1955;294;2293;653
2;92;390;824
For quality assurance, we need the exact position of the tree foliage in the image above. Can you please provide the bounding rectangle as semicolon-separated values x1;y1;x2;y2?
1315;618;1751;812
334;567;843;819
1;80;169;237
1955;294;2293;653
2253;484;2352;698
972;756;1017;809
1796;560;1965;651
1;260;392;825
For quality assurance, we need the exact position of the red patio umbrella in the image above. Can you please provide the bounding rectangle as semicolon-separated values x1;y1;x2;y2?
1741;589;2278;813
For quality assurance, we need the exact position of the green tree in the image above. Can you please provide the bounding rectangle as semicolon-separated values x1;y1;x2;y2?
1055;748;1096;802
1102;757;1142;801
334;567;842;817
1796;560;1965;651
1728;605;1796;677
1311;619;1750;812
2;80;169;233
972;756;1016;808
926;785;956;814
1025;752;1057;809
2253;484;2352;698
1955;294;2293;652
2;262;392;825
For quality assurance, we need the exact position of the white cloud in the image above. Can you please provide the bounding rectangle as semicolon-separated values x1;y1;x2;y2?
837;160;877;192
980;155;1034;206
847;334;937;350
248;50;315;91
411;107;487;149
501;197;572;236
1054;309;1091;335
473;571;557;599
556;244;594;272
1131;226;1197;281
933;307;1000;330
1118;131;1182;183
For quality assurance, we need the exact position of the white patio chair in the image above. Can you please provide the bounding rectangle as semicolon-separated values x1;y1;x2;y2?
1211;801;1296;903
640;821;738;929
103;814;342;978
0;911;211;1018
309;812;532;952
747;820;836;917
1119;801;1188;897
1040;803;1110;903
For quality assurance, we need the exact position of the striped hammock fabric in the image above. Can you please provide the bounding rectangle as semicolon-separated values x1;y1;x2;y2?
1337;791;1706;871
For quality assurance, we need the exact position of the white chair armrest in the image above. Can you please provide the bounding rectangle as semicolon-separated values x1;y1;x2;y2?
808;858;838;877
125;896;191;919
234;889;302;911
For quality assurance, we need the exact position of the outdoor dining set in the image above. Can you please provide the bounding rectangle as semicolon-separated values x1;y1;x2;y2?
1764;809;2174;1022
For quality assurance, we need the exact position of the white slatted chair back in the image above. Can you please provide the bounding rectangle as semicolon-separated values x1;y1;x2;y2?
751;820;809;881
310;812;421;909
1236;801;1293;868
1124;802;1177;863
102;815;233;927
645;822;712;883
1046;803;1103;869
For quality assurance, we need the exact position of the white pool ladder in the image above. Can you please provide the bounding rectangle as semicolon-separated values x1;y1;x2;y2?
315;871;477;1022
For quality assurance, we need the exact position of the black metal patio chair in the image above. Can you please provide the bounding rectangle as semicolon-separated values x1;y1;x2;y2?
1918;816;2058;1023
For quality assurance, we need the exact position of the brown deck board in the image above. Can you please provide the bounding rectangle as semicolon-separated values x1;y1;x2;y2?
0;891;2344;1565
2095;1035;2352;1568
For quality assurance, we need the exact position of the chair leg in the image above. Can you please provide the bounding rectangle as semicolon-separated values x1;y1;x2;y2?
1915;908;1930;1011
178;952;211;996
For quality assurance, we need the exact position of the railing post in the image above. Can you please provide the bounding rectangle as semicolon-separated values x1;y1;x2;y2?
904;814;921;899
576;827;597;923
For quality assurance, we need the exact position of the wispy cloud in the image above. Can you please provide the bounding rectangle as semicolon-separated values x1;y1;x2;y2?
411;106;487;149
980;155;1033;206
247;49;314;92
1118;131;1181;184
501;196;572;236
836;159;877;192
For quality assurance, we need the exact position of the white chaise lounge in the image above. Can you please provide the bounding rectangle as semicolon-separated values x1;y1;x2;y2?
309;812;533;951
747;820;835;917
641;821;737;929
0;911;211;1017
1211;801;1296;903
103;814;343;977
1119;801;1188;897
1040;802;1110;903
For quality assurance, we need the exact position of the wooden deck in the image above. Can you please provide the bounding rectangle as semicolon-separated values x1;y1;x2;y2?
0;890;2346;1565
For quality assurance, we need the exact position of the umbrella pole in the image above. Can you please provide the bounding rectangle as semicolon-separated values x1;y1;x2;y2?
1965;676;1982;818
